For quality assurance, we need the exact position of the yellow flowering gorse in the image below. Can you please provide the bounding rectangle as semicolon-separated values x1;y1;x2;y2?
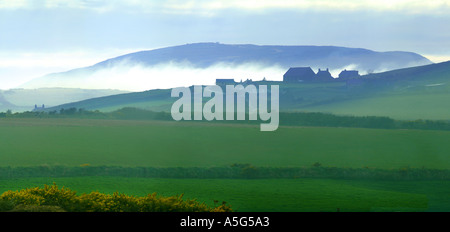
0;183;232;212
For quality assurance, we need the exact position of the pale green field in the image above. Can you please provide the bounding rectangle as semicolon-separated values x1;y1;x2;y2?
305;92;450;120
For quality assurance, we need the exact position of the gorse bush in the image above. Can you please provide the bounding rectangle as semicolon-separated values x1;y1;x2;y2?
0;199;15;211
0;183;232;212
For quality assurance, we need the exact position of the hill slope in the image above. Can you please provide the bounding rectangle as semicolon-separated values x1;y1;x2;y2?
45;61;450;120
283;61;450;120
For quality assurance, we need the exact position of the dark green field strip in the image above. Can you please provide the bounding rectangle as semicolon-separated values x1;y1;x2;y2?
4;108;450;131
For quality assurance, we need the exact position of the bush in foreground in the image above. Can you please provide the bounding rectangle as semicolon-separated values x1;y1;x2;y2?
0;183;232;212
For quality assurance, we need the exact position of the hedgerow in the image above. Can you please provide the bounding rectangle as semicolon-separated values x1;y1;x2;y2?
1;165;449;180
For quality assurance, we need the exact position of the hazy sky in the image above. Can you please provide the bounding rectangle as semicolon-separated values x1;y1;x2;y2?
1;0;450;89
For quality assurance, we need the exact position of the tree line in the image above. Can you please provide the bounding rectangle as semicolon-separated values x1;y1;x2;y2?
1;107;449;131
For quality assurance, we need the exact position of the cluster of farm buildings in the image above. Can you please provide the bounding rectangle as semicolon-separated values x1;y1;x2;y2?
216;67;362;85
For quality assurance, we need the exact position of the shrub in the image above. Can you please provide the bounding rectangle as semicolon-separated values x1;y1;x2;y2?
0;199;15;211
0;183;232;212
313;162;322;168
10;205;66;212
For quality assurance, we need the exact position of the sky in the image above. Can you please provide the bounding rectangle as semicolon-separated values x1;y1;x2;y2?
1;0;450;89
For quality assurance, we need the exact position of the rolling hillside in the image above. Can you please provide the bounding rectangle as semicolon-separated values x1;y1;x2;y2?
45;61;450;120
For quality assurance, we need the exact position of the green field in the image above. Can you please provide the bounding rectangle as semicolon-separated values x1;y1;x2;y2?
0;118;449;169
1;177;449;212
0;118;449;212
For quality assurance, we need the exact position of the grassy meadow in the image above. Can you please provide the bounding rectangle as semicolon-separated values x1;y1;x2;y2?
0;117;449;212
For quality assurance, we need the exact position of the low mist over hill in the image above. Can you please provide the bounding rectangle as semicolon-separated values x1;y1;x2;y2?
0;88;129;112
20;43;432;92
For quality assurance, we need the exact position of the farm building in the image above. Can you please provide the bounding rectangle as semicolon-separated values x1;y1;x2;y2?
283;67;316;82
338;69;360;80
216;79;236;85
316;68;334;81
33;104;45;111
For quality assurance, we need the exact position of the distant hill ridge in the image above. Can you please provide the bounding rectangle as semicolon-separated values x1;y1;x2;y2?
94;43;431;70
20;43;432;90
